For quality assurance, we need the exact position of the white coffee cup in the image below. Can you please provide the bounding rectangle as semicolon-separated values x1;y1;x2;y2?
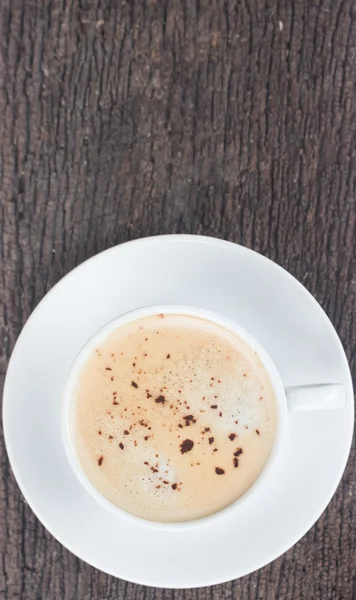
61;304;346;528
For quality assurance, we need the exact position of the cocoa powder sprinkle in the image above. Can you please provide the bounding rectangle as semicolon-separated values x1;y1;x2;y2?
180;439;194;454
183;414;196;426
234;448;243;457
215;467;225;475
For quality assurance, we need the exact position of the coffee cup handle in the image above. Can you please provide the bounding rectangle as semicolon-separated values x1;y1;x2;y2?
285;384;346;411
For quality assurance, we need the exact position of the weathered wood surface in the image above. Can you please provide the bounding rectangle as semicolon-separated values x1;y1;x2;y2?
0;1;355;598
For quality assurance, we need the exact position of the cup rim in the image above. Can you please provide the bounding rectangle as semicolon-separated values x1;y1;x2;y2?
61;304;287;529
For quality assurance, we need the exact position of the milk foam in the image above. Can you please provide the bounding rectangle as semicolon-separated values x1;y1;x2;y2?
73;314;277;521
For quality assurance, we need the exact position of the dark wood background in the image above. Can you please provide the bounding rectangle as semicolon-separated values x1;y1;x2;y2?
1;1;355;599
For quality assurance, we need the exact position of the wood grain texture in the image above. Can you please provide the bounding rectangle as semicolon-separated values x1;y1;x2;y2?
0;0;355;598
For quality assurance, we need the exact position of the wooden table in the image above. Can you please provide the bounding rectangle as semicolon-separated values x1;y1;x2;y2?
1;1;355;598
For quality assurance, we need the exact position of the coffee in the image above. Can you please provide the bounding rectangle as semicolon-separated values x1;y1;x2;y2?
71;314;277;522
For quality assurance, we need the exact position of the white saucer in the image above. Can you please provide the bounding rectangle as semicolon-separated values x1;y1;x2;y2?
3;235;354;588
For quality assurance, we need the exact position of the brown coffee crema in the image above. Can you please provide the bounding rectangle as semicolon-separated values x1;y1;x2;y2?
72;314;277;522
